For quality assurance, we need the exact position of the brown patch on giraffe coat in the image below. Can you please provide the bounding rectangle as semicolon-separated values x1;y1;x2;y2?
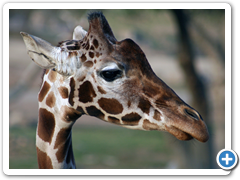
153;110;162;121
69;51;78;57
78;75;86;82
97;86;106;94
89;51;94;58
86;106;105;119
90;45;95;50
46;91;56;108
54;127;71;149
81;42;86;47
85;40;90;50
121;112;141;125
69;77;75;106
93;39;99;49
96;52;100;58
37;147;53;169
142;119;159;130
121;78;142;102
108;116;121;124
48;70;57;82
98;98;123;115
91;74;97;83
60;105;82;122
142;80;160;98
77;106;85;114
38;108;55;144
155;90;183;109
82;39;90;50
45;69;49;74
78;81;96;103
127;100;131;108
116;38;155;78
55;130;72;163
58;86;69;99
80;54;87;62
59;76;65;84
38;81;51;102
84;61;93;68
138;97;151;115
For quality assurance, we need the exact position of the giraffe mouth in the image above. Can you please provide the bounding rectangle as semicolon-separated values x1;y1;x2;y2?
165;125;194;141
165;124;209;143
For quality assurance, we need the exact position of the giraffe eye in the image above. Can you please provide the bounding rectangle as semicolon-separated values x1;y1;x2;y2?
100;69;122;82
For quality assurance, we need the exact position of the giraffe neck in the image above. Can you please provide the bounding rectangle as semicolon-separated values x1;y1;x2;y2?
36;70;81;168
36;107;77;169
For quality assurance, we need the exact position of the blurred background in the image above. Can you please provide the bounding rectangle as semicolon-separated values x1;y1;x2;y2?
9;9;225;169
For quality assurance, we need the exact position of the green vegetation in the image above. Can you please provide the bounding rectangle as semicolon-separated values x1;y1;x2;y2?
9;126;38;169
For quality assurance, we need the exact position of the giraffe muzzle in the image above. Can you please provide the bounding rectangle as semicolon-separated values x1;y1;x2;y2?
165;107;209;143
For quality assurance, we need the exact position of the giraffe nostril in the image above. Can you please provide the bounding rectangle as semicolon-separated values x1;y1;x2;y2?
184;108;200;121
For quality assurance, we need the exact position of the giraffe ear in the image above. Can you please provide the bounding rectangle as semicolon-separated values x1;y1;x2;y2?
20;32;57;69
88;12;117;44
73;26;87;40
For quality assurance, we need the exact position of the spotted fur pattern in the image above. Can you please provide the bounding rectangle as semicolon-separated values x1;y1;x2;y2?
21;12;209;169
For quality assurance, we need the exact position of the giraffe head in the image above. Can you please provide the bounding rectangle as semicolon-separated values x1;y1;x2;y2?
21;12;209;143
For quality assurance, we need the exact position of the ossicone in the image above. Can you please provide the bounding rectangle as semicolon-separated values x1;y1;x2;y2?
87;11;117;44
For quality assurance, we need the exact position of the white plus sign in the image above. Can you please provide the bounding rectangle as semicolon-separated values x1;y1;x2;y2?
222;153;233;165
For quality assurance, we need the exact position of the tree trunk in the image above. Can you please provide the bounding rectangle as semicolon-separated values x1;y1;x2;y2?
171;9;215;169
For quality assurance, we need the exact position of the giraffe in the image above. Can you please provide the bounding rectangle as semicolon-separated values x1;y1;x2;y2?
20;12;209;169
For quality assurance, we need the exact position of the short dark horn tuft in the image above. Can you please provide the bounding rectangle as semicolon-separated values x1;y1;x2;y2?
88;11;104;22
87;11;117;44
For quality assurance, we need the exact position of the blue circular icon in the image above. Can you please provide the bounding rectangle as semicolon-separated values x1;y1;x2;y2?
216;149;238;170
